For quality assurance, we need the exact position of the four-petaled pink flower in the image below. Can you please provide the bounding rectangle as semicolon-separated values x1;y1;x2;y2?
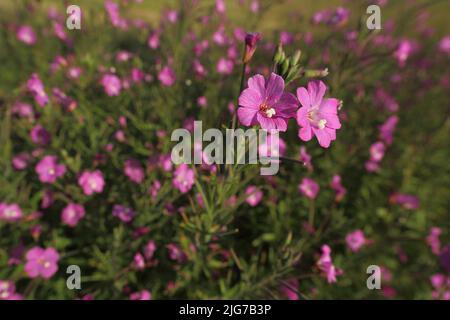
237;73;297;131
61;203;85;227
172;164;194;193
296;80;341;148
24;247;59;279
35;155;66;184
78;170;105;195
299;177;319;200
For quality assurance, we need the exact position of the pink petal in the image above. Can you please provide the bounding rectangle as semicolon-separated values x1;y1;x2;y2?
312;127;331;148
41;264;58;279
325;127;336;140
296;87;311;108
322;113;341;129
274;92;298;118
320;98;339;114
238;88;262;109
265;73;284;105
247;74;266;95
308;80;327;107
26;247;43;260
24;261;40;278
237;107;258;126
257;113;276;130
298;123;312;141
44;248;60;262
296;107;309;127
273;117;288;131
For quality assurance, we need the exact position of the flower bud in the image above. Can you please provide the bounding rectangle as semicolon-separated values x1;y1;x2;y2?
243;32;261;63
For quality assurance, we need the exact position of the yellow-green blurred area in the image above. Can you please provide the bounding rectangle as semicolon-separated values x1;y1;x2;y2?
1;0;449;37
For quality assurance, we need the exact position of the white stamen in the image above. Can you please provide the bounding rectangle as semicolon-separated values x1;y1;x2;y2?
318;119;327;129
265;108;276;118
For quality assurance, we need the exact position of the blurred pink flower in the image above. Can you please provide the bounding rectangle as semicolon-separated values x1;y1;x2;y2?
0;203;22;222
133;253;145;271
112;204;136;223
158;66;176;86
78;170;105;195
24;247;59;279
129;290;151;300
144;240;157;260
27;74;49;107
101;74;122;96
172;164;194;193
394;39;417;67
30;125;51;145
35;155;66;184
237;73;297;131
147;31;160;49
296;80;341;148
299;177;319;200
426;227;441;255
61;203;85;227
280;279;299;300
299;146;313;171
12;153;31;171
317;244;342;283
391;193;420;210
438;36;450;56
16;25;36;45
0;280;23;300
124;159;145;184
215;0;226;13
345;230;367;252
369;141;385;162
379;115;398;145
245;185;263;206
166;243;187;263
216;57;234;75
330;174;346;202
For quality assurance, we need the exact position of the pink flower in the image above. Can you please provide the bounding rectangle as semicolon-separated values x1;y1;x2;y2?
61;203;85;227
158;66;176;86
374;88;399;112
439;35;450;56
379;115;398;145
133;253;145;271
245;185;263;207
369;141;385;162
330;174;346;202
112;204;136;223
144;240;157;260
27;74;49;107
296;80;341;148
237;73;297;131
129;290;151;300
346;230;367;252
78;170;105;195
24;247;59;279
426;227;442;255
105;0;128;29
299;177;319;199
0;203;22;222
317;245;342;283
30;125;51;145
172;164;194;193
35;155;66;183
216;58;234;75
390;193;419;210
197;96;208;108
52;87;77;111
149;180;161;199
16;25;36;45
394;39;416;67
215;0;226;13
101;74;122;96
12;153;31;170
299;146;313;171
0;280;23;300
166;243;187;263
147;31;160;49
124;159;145;184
